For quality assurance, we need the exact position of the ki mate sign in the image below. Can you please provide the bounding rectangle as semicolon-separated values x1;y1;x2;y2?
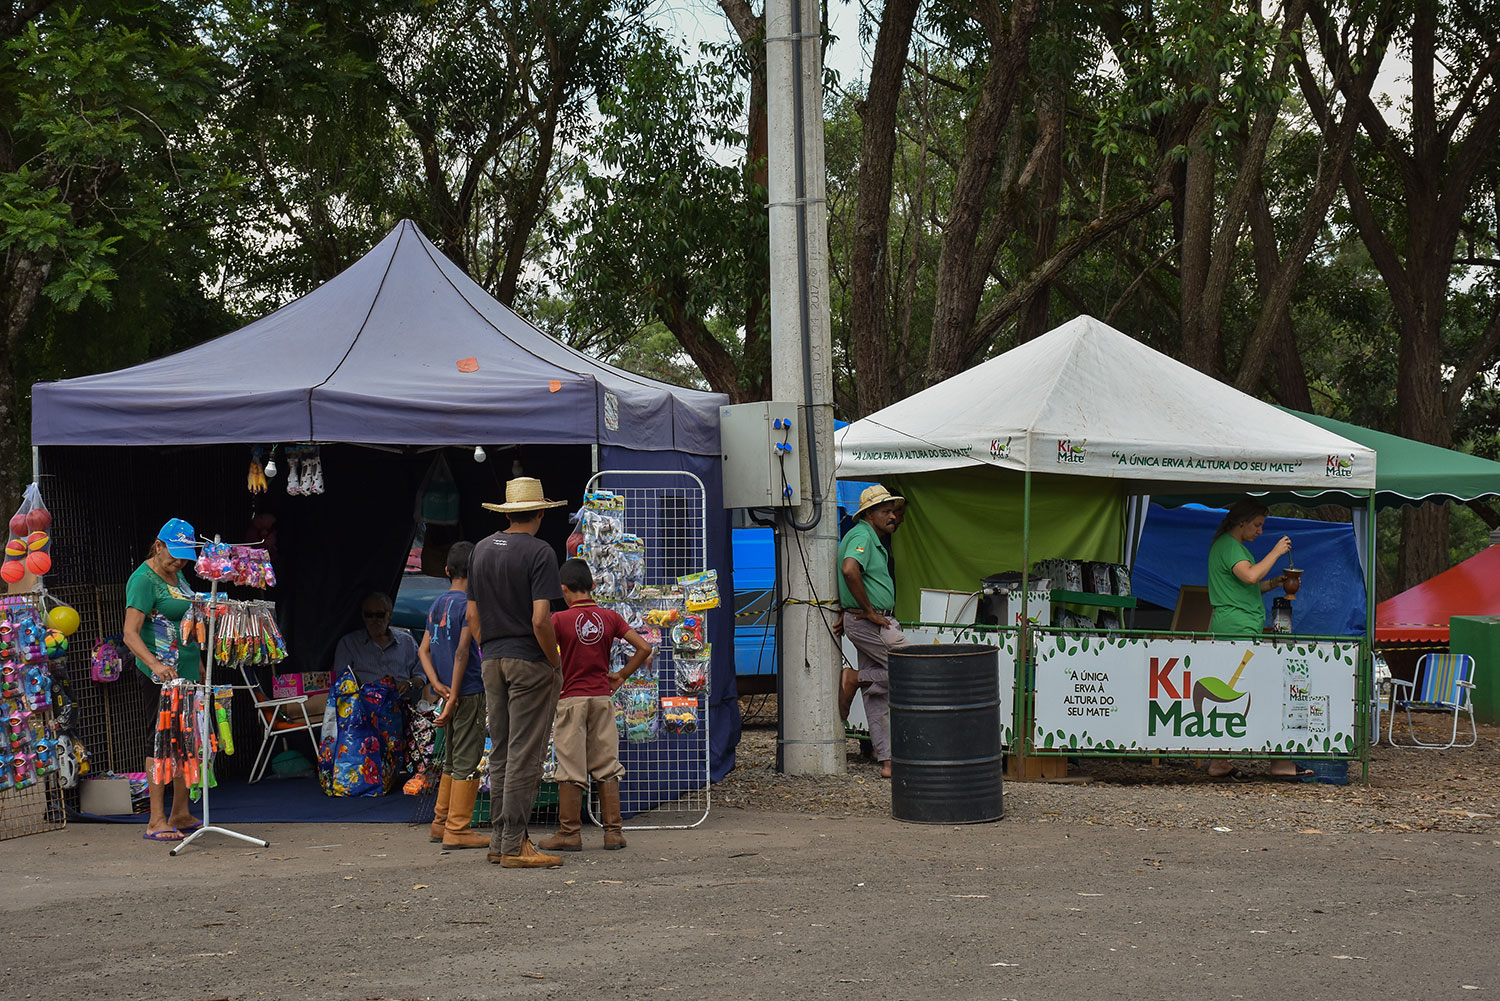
1032;634;1357;755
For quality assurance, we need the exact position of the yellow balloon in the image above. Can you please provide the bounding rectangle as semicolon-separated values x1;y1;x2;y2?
47;604;80;636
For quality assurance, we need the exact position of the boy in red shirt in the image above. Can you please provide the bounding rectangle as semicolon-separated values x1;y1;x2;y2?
540;558;653;851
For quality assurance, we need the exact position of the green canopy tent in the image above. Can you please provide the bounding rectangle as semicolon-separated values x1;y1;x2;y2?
1185;407;1500;510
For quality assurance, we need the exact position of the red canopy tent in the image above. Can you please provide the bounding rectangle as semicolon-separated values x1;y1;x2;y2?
1376;545;1500;645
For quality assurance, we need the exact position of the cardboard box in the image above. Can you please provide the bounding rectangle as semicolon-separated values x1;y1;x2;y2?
79;776;134;816
272;671;331;699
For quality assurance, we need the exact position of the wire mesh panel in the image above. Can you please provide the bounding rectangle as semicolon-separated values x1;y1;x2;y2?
1;591;67;839
36;445;268;794
0;770;66;840
582;470;710;830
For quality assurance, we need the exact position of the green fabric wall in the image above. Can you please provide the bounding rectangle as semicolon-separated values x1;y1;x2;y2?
884;468;1126;620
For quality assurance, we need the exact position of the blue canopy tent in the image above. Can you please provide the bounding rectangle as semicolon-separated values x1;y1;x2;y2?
32;220;740;781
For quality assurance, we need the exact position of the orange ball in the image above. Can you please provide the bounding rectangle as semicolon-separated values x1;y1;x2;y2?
4;539;23;559
24;550;50;575
0;560;23;583
26;531;48;552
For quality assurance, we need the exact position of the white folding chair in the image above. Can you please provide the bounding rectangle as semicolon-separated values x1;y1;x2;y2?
237;664;321;783
1369;653;1392;746
1388;653;1478;749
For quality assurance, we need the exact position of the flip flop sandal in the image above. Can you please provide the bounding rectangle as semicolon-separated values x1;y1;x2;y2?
142;829;185;842
1269;768;1317;782
175;823;202;834
1210;767;1251;782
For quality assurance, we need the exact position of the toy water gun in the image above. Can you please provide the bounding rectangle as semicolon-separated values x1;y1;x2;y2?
213;686;235;754
12;751;35;788
23;665;50;711
32;737;56;772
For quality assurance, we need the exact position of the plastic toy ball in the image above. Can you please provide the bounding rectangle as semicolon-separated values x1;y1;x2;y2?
8;513;26;537
46;605;80;637
44;629;67;658
0;561;23;583
24;551;50;576
26;508;51;532
4;539;23;559
26;531;49;552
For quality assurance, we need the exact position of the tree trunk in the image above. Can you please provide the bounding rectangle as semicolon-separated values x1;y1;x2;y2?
1296;0;1500;590
720;0;772;401
924;0;1041;383
656;293;748;402
496;72;563;307
1017;84;1064;344
1176;108;1217;374
847;0;919;414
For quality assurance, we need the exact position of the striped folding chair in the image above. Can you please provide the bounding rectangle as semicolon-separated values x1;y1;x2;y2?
1387;653;1478;749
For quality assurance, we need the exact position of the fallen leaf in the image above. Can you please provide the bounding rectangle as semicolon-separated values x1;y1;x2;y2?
413;884;428;890
522;971;546;979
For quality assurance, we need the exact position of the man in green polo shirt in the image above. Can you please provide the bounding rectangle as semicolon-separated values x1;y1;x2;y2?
838;484;906;778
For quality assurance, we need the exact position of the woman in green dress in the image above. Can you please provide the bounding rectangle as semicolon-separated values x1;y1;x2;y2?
120;518;203;841
1203;501;1307;780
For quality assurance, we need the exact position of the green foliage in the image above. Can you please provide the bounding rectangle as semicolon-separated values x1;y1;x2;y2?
0;5;225;314
559;26;767;394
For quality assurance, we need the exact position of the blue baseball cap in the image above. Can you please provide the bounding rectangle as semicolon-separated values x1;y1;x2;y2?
157;518;198;559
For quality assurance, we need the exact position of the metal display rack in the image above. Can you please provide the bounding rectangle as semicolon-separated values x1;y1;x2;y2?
172;536;270;855
583;470;711;831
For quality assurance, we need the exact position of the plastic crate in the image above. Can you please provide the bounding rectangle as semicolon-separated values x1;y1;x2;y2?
472;781;558;824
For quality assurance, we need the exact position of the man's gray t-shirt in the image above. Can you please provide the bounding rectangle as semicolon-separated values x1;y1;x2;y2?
467;530;562;661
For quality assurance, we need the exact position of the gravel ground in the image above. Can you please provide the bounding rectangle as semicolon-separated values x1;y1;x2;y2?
719;697;1500;835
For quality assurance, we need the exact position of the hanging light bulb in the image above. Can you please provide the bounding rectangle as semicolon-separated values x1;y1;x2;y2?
264;458;278;478
473;445;487;463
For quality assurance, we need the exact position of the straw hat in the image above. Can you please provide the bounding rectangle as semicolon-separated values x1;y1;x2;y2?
853;484;904;519
482;477;568;513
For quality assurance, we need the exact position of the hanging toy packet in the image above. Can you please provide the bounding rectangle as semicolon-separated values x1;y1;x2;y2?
662;696;699;735
678;570;720;611
3;482;53;584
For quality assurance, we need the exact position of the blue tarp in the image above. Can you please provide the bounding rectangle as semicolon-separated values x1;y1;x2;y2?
1132;504;1366;636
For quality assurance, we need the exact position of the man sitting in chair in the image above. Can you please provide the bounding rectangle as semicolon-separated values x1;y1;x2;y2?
333;592;423;696
321;592;426;795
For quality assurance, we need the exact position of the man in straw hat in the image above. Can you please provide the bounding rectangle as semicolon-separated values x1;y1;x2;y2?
466;477;569;868
837;484;907;779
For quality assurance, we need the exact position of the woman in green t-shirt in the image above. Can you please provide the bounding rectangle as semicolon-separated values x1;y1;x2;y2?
1206;501;1292;637
1204;501;1309;780
121;518;203;841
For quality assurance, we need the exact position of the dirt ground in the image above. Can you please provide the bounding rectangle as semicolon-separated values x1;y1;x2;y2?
5;715;1499;1001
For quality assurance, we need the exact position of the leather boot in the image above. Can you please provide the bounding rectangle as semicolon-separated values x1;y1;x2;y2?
599;778;626;850
429;773;453;843
499;838;563;868
538;782;583;852
442;778;490;850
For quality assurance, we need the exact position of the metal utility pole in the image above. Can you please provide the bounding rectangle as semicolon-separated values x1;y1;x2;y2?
766;0;843;775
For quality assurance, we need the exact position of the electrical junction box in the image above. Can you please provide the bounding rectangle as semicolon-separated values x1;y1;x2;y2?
720;402;802;508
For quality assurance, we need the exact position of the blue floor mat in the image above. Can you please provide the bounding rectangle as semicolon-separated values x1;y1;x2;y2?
71;776;423;825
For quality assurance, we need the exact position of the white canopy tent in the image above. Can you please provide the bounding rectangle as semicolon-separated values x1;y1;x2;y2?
835;315;1375;492
833;315;1380;769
